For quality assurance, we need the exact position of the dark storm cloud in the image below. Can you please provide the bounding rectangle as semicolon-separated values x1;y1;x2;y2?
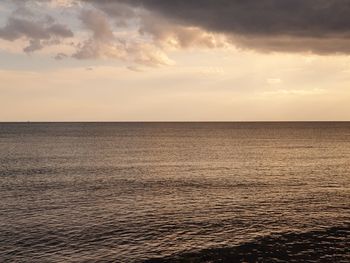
127;1;350;36
91;0;350;54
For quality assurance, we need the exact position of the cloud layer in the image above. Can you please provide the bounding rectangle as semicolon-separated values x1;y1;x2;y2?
121;0;350;54
1;0;350;66
125;0;350;37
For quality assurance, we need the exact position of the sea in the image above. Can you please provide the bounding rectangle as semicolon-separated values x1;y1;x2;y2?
0;122;349;262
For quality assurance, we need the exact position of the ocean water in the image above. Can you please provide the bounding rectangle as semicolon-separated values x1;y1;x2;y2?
0;122;349;262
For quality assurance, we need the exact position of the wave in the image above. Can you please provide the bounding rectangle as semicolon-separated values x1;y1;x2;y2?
144;224;350;263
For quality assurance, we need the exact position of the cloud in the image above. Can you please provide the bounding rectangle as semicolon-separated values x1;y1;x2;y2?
72;8;117;59
138;12;228;50
71;8;174;66
67;0;228;66
127;65;143;72
0;3;74;53
0;17;72;41
125;0;348;36
54;52;68;60
2;0;350;68
115;0;350;54
23;39;43;53
79;9;114;41
87;0;228;49
0;0;229;66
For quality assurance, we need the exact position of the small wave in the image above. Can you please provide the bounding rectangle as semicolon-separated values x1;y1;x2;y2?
144;225;350;263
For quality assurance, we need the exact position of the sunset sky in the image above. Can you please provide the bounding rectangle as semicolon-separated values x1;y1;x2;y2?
1;0;350;121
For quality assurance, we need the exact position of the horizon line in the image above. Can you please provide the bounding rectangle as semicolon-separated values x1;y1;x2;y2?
1;121;350;123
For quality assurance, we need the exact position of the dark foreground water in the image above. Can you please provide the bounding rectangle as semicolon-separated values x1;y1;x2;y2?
0;122;349;262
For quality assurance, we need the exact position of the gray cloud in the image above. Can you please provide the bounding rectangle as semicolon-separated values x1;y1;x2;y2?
80;9;114;41
104;0;350;54
23;39;43;53
72;9;118;59
131;1;350;36
73;8;174;66
86;0;227;50
54;52;68;60
0;16;73;53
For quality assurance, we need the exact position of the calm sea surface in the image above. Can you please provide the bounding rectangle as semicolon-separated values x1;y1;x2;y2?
0;122;349;262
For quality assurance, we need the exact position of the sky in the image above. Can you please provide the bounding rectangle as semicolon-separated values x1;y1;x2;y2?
1;0;350;121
